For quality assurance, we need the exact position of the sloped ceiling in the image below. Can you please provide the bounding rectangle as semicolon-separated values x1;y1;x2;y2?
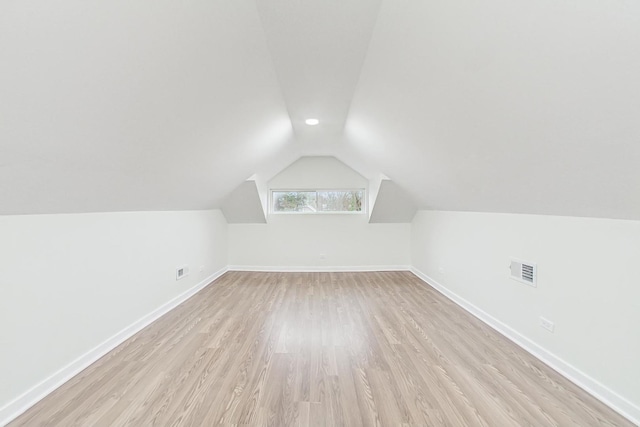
1;0;639;219
255;0;382;144
346;0;640;220
0;0;295;214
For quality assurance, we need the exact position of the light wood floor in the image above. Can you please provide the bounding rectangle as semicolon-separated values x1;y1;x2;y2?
10;271;632;426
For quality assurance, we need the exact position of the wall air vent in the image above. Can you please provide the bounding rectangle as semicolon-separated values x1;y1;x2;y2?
176;265;189;281
510;258;537;287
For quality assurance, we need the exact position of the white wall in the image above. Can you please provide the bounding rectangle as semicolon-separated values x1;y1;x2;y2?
229;215;410;269
369;180;416;223
411;210;640;422
228;156;411;269
268;156;366;190
0;210;227;418
221;181;267;223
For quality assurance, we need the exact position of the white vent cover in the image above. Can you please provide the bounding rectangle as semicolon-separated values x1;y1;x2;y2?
510;258;537;287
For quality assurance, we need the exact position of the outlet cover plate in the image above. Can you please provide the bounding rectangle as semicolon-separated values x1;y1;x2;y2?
539;316;555;332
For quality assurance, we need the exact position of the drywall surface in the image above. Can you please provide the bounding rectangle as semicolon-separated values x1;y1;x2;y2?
348;0;640;220
269;156;367;190
222;181;267;223
0;0;294;215
229;214;410;269
229;156;410;269
411;210;640;419
369;180;416;223
0;210;227;410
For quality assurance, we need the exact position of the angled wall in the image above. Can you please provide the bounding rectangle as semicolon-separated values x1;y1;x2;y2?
269;156;367;189
369;180;416;223
221;180;267;223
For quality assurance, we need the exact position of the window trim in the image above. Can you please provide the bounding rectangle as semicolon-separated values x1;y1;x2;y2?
270;188;367;215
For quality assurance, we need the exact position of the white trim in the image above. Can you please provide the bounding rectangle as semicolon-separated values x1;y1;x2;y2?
228;265;411;272
5;265;635;426
0;267;228;427
269;210;365;216
270;188;366;215
409;266;640;426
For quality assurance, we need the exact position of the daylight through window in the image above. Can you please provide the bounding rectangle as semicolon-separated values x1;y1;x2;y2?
272;190;364;213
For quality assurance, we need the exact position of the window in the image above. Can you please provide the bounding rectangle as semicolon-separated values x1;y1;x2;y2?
271;189;365;214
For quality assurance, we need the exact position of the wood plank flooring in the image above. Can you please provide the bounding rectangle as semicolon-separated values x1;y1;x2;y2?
9;271;633;426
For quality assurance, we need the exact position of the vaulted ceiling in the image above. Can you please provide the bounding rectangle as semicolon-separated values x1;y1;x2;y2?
1;0;639;219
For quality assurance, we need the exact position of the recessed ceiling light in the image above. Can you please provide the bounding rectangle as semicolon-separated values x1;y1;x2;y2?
305;118;319;126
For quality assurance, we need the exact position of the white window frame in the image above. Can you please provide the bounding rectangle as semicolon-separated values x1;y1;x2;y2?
270;188;367;215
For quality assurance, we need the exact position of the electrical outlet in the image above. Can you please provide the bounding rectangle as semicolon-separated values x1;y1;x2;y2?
539;316;555;333
319;253;326;260
199;265;204;272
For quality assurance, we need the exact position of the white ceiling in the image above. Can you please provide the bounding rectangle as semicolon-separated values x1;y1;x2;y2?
0;0;294;214
345;0;640;219
1;0;639;219
255;0;382;143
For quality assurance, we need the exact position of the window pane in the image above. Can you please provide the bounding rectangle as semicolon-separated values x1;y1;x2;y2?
272;191;317;212
317;190;363;212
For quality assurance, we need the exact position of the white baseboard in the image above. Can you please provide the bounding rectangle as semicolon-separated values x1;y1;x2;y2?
5;266;635;426
228;265;411;272
0;267;228;427
410;267;640;426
